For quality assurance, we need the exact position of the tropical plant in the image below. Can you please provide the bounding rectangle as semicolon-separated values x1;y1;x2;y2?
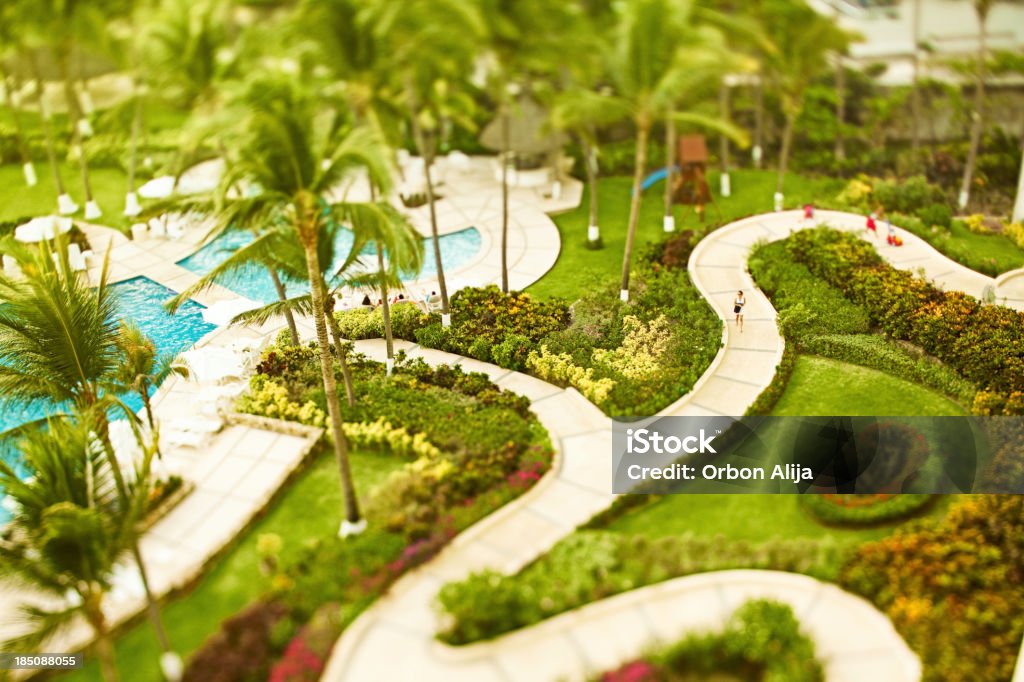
174;76;396;534
363;0;484;321
759;0;854;201
604;0;746;301
0;235;179;670
957;0;998;210
113;322;189;433
0;415;155;682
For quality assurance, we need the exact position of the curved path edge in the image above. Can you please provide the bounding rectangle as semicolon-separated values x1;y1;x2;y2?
323;208;1016;681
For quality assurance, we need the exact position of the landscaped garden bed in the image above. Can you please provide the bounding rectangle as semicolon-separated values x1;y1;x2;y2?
436;531;848;645
60;345;554;682
596;600;823;682
336;240;721;416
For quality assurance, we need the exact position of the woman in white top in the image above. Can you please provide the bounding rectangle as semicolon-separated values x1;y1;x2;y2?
734;290;746;333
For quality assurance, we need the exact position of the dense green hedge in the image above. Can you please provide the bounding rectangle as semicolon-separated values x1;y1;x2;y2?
800;494;934;526
436;531;848;645
596;600;823;682
785;228;1024;413
747;239;976;409
335;256;721;416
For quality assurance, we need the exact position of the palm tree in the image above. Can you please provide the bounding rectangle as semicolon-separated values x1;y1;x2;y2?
353;203;423;371
364;0;484;324
199;77;394;535
550;87;625;249
0;235;180;675
608;0;746;301
163;217;369;403
0;416;152;682
114;322;189;433
957;0;995;210
761;0;852;205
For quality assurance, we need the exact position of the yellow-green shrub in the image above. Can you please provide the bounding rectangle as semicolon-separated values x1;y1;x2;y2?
526;345;615;405
343;417;442;460
593;314;672;380
236;374;326;427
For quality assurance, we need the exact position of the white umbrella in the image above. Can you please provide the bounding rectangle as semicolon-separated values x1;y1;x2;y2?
138;176;176;199
14;216;73;243
181;346;246;384
201;297;262;327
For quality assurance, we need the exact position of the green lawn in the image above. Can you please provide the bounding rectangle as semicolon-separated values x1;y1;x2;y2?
606;355;960;547
60;447;404;682
771;356;967;417
945;218;1024;274
528;169;847;300
607;493;950;545
0;162;135;232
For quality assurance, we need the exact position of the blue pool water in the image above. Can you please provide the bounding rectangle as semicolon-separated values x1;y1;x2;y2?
177;226;483;304
0;277;216;522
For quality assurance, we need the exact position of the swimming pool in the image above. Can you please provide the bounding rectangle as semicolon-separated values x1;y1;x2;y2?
0;277;216;522
177;226;483;304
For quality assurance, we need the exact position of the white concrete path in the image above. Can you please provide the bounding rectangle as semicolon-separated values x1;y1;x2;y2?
321;208;1024;682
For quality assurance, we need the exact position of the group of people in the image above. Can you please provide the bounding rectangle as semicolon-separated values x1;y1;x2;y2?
865;211;903;246
354;290;439;311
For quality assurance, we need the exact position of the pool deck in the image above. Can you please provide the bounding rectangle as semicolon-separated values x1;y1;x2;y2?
0;155;574;661
78;153;571;302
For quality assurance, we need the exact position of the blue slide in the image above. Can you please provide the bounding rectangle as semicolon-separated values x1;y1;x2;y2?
634;166;680;195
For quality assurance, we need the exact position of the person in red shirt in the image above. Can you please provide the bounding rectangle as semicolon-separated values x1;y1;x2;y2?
866;212;878;238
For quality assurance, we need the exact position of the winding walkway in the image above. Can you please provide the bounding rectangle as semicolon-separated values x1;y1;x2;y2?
318;207;1018;682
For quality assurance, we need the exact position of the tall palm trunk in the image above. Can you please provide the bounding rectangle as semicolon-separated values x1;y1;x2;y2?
776;111;796;196
56;49;97;216
500;105;510;293
958;5;989;210
323;293;356;407
1012;137;1024;223
267;268;299;345
85;596;119;682
299;218;361;530
719;85;731;196
409;109;450;320
753;78;765;169
620;120;650;301
125;80;144;216
910;0;923;156
91;404;177;667
663;113;676;232
28;53;71;210
584;139;601;247
377;246;395;369
834;55;846;162
2;72;37;186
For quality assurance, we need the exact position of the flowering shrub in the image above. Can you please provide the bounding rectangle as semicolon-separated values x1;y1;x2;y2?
596;600;822;682
1005;221;1024;249
786;228;1024;412
182;601;289;682
526;345;616;406
236;374;326;427
593;315;672;380
343;417;441;461
840;496;1024;682
964;213;992;234
267;603;342;682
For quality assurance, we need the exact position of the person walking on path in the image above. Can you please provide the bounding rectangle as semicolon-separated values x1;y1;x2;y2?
734;290;746;333
866;212;878;238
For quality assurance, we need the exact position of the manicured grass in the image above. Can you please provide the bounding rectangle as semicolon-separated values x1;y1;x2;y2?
0;162;136;232
606;494;949;545
528;169;847;300
771;356;967;417
945;218;1024;274
60;447;404;682
607;355;959;547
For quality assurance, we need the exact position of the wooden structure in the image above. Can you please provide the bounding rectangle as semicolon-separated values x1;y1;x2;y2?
671;134;717;221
